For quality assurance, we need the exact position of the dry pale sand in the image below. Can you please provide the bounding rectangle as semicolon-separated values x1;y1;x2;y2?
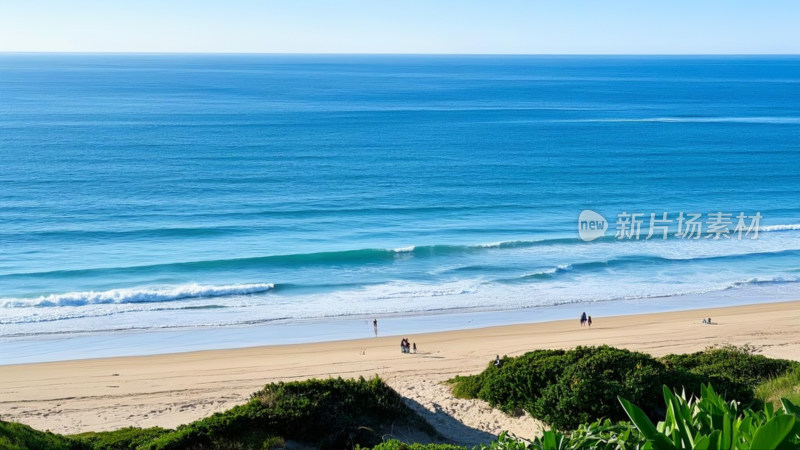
2;301;800;444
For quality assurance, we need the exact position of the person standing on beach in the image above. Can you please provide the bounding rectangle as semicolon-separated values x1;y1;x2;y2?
580;312;587;326
373;318;378;336
587;316;592;327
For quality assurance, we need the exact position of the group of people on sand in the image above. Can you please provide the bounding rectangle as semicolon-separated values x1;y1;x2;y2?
400;338;416;354
580;311;593;327
372;319;417;354
702;317;712;324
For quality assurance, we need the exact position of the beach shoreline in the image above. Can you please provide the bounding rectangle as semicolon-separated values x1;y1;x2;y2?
2;299;800;440
4;283;798;366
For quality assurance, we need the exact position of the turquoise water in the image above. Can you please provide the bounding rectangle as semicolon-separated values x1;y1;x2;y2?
1;55;800;352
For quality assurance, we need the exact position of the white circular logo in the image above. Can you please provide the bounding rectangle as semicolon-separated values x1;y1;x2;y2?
578;210;608;241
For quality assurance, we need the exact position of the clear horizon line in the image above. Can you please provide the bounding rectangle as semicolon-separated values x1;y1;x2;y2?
1;51;800;57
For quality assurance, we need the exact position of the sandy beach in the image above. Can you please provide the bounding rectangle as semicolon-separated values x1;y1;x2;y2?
2;300;800;444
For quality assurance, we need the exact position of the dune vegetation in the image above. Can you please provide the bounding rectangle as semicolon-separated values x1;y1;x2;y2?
3;346;800;449
449;345;798;430
755;369;800;408
2;376;439;450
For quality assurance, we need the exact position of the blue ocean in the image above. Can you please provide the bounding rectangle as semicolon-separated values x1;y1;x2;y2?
2;55;800;361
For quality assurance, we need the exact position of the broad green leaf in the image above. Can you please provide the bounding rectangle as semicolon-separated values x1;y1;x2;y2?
692;433;711;450
620;396;677;450
663;385;693;448
705;430;722;450
541;429;557;450
721;414;732;450
738;416;753;438
620;396;660;439
750;414;795;449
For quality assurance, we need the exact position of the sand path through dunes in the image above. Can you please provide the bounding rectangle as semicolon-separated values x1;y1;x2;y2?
2;301;800;442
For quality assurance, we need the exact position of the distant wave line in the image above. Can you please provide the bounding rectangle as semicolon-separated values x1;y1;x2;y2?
0;238;576;280
494;249;800;284
0;283;274;308
4;228;800;281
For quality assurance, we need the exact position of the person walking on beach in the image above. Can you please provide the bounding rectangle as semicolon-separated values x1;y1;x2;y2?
412;342;417;353
580;312;587;326
587;316;592;327
373;318;378;336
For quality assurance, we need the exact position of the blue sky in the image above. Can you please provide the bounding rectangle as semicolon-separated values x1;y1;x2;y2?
1;0;798;54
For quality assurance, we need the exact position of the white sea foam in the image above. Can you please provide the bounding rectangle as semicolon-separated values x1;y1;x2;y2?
477;241;505;248
392;246;416;253
728;276;799;288
1;283;275;308
760;224;800;232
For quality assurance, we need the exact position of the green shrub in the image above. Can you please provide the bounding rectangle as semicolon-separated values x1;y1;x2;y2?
141;376;436;449
661;344;799;404
450;372;487;400
449;345;799;431
450;346;672;429
72;427;169;450
534;346;669;429
368;439;466;449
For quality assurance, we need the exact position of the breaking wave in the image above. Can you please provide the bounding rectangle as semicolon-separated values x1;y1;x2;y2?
1;283;275;308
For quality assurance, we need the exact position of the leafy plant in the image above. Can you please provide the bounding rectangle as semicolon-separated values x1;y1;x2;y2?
474;432;530;450
517;385;800;450
620;384;800;449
